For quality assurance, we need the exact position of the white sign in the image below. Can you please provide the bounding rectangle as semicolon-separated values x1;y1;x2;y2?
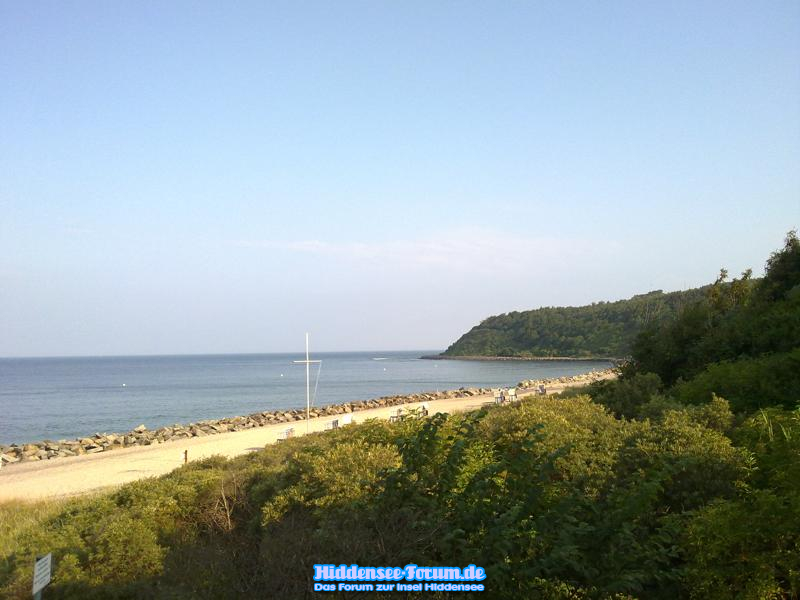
32;553;51;595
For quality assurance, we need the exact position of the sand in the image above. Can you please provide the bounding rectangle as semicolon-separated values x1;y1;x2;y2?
0;375;613;502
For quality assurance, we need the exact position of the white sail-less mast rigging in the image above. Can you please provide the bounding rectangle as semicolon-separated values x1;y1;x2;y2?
293;333;321;433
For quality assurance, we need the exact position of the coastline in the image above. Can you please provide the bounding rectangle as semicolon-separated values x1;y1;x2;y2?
0;369;616;500
421;354;622;362
0;368;617;467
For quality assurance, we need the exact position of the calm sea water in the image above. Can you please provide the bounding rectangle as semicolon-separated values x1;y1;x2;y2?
0;352;613;444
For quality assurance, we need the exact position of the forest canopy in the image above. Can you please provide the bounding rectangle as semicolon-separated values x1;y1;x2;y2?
442;287;708;358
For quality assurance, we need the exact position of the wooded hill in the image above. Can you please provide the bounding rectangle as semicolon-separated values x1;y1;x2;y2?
443;287;708;358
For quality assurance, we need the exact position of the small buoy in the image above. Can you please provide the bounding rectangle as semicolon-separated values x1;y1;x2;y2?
383;367;387;371
122;383;127;387
280;373;284;377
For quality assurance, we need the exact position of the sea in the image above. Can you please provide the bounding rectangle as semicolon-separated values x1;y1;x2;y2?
0;352;613;445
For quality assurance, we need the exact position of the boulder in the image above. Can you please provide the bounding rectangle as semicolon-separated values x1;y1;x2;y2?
22;444;39;456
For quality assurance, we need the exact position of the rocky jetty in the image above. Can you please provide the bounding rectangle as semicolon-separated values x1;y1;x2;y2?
0;369;615;468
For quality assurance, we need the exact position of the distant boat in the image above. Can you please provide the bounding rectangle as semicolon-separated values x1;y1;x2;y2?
372;357;389;361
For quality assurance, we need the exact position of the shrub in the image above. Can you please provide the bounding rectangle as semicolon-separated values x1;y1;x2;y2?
575;372;664;419
684;490;800;599
87;514;164;584
673;349;800;412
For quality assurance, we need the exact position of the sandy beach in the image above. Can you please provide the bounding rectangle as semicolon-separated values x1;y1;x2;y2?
0;375;613;502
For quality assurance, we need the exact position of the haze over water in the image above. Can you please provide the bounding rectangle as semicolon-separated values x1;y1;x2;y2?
0;352;612;444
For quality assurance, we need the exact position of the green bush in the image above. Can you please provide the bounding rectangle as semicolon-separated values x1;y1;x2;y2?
683;407;800;599
673;349;800;412
565;372;663;419
87;515;164;584
684;490;800;599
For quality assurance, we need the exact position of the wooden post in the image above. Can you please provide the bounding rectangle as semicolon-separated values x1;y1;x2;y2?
183;449;188;464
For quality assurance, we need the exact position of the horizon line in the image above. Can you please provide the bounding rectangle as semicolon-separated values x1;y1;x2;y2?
0;349;446;361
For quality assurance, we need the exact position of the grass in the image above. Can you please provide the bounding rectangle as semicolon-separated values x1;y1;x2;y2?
0;499;67;558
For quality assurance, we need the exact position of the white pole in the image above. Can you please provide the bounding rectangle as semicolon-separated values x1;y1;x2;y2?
293;333;320;435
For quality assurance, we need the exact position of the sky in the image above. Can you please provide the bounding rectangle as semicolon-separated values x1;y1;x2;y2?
1;1;798;357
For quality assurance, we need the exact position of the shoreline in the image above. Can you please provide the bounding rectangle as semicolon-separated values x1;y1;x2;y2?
420;354;622;362
0;369;616;471
0;369;617;501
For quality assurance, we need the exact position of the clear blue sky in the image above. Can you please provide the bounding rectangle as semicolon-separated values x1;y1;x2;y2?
1;1;798;357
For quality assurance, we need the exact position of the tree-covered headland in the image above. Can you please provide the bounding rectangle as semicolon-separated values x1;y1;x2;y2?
442;287;708;359
1;232;798;599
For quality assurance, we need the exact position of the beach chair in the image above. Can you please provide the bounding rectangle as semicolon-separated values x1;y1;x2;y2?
493;389;503;405
389;407;404;423
508;388;518;402
325;419;339;430
277;427;295;441
404;405;427;420
538;384;547;396
341;413;353;426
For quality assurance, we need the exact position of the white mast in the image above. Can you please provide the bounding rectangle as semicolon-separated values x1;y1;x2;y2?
293;332;321;433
